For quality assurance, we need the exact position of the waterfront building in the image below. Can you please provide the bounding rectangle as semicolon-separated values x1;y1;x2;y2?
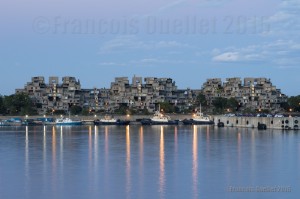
16;76;81;114
201;77;287;112
15;76;287;114
16;76;195;114
109;76;190;113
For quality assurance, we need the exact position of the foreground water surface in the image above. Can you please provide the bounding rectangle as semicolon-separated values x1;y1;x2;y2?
0;125;299;199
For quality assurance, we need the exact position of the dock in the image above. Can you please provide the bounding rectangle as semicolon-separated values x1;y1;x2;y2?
212;116;299;130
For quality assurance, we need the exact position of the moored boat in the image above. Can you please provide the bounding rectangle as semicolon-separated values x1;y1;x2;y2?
55;118;82;125
0;120;11;126
140;110;178;125
182;104;214;125
22;119;43;126
94;115;130;125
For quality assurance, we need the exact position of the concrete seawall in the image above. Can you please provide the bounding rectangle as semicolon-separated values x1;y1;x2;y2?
212;116;299;130
0;114;192;122
1;115;299;130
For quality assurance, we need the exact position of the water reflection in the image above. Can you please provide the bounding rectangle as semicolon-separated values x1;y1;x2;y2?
104;126;109;193
237;132;241;171
126;125;131;197
139;126;144;173
3;125;298;199
25;126;29;173
93;125;99;189
51;126;57;195
52;126;56;170
206;126;210;159
94;125;98;170
159;126;165;197
104;126;108;157
43;126;47;184
192;125;198;199
60;126;64;173
139;126;144;195
174;126;178;154
88;126;92;166
251;129;256;176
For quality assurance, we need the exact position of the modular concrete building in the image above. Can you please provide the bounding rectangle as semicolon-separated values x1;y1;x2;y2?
201;77;287;112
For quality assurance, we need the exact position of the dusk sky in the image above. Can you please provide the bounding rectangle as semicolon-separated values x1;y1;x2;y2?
1;0;300;95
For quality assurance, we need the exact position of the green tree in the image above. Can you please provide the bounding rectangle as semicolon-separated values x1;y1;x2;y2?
81;108;90;116
159;102;175;113
4;93;37;115
0;95;6;114
70;105;83;115
212;97;227;113
115;103;128;115
287;95;300;112
226;97;239;111
195;93;207;106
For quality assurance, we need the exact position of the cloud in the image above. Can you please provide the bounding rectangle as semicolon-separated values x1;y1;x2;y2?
98;35;190;54
211;39;300;67
158;0;186;12
266;0;300;36
98;62;126;66
130;58;195;65
212;52;239;62
156;0;232;13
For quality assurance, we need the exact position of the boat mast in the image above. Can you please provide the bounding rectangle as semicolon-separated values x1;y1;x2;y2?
199;103;202;113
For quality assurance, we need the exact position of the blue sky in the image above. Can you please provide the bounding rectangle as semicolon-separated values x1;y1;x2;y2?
1;0;300;96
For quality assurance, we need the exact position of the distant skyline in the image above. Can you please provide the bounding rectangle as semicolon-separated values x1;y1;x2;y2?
1;0;300;96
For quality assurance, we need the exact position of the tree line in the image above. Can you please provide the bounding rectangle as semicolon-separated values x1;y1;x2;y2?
1;93;300;115
0;93;37;115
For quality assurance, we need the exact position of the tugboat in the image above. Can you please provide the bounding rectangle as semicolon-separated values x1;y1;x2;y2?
94;115;130;125
182;104;214;125
140;106;179;125
55;118;82;126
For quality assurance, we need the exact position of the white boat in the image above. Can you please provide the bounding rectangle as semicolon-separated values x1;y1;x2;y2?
94;115;130;125
141;106;178;125
182;104;214;125
55;118;82;125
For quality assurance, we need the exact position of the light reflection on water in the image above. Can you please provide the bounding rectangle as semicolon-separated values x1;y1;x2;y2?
126;125;131;198
192;125;198;199
159;126;165;198
0;125;299;199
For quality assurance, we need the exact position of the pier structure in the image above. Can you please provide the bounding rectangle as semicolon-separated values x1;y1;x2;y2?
213;116;299;130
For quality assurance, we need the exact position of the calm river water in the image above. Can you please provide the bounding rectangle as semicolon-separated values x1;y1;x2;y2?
0;125;299;199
